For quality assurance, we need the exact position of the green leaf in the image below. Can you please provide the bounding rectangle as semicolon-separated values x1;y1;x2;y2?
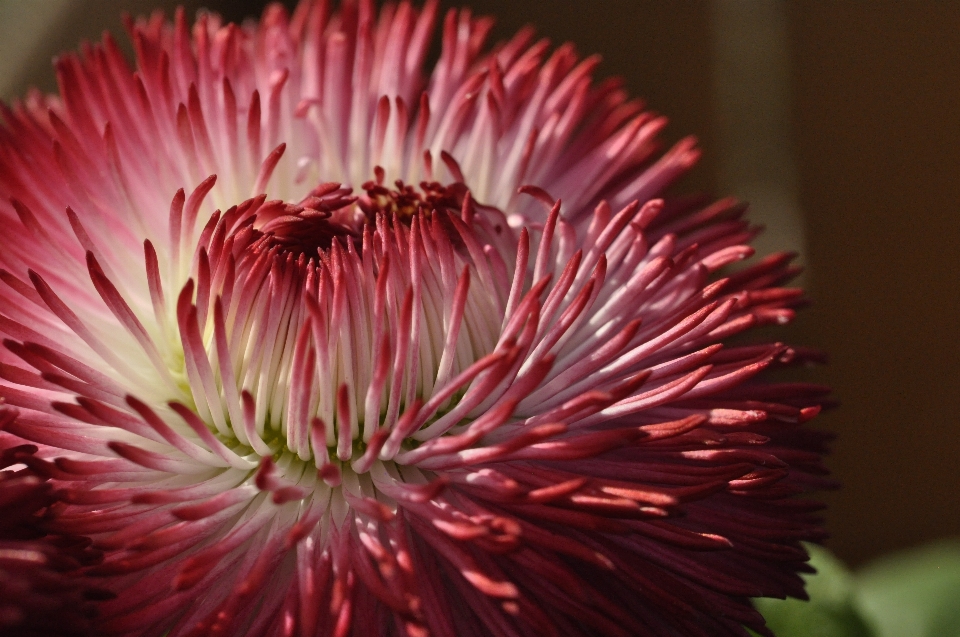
855;540;960;637
749;544;875;637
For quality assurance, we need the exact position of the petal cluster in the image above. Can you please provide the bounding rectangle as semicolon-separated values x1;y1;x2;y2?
0;1;830;636
0;405;111;637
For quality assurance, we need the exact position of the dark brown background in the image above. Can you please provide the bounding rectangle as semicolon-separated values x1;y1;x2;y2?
5;1;959;567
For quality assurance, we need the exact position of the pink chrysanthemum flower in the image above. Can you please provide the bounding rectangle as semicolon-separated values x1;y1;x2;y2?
0;404;111;637
0;1;830;636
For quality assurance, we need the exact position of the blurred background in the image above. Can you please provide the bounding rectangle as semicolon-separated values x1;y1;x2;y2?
1;0;957;569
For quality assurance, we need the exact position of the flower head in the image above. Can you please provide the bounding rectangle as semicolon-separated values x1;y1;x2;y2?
0;405;111;637
0;1;829;636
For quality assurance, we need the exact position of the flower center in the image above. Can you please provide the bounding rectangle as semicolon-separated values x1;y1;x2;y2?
358;168;468;223
168;173;509;502
255;172;470;261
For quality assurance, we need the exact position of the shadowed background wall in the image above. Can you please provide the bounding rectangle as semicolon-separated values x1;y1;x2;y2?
1;0;957;567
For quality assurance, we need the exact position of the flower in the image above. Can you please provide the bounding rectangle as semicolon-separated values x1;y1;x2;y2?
0;1;830;636
0;404;110;637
